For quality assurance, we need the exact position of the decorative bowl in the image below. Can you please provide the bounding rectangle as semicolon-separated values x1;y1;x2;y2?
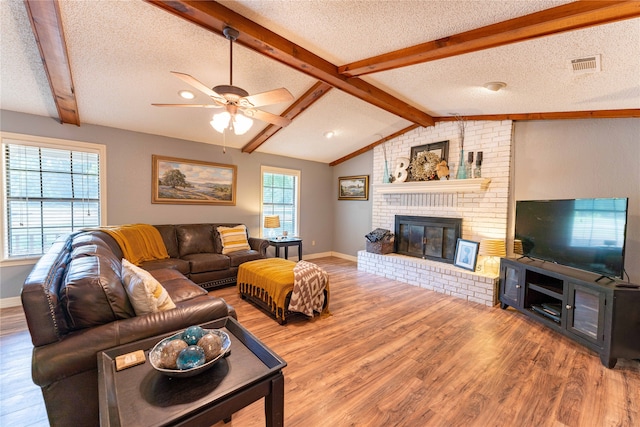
148;328;231;378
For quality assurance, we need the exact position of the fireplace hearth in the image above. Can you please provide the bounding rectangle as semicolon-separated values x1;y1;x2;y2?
394;215;462;263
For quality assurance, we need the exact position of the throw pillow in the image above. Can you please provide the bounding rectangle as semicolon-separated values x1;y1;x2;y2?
218;225;251;254
121;259;176;316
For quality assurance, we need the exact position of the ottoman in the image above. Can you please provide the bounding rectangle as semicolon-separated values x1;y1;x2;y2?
237;258;329;324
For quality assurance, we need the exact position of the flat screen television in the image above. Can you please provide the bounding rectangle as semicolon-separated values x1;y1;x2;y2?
515;198;628;279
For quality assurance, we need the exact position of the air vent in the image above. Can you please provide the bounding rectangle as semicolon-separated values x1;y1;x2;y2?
570;55;601;74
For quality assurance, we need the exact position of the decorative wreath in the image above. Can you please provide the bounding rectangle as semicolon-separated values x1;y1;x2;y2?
409;151;441;181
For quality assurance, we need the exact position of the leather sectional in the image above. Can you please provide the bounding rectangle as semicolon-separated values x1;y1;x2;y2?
20;223;267;426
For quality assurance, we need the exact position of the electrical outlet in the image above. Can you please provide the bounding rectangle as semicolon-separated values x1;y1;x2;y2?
312;240;316;246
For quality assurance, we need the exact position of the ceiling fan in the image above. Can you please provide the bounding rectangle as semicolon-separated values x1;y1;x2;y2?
152;26;294;134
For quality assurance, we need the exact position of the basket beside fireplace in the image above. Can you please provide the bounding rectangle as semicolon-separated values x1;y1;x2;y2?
365;228;394;254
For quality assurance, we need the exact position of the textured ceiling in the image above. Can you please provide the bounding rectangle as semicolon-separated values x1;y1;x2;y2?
1;0;639;164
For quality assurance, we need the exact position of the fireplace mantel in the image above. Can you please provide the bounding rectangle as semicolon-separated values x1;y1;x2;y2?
374;178;491;194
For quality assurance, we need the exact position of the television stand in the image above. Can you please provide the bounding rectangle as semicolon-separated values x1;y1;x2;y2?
499;257;640;368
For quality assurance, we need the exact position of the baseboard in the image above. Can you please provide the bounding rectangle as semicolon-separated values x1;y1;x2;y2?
304;251;357;262
0;296;22;308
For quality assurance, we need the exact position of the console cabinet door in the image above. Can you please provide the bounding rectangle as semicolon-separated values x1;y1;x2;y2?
500;261;523;309
565;282;606;346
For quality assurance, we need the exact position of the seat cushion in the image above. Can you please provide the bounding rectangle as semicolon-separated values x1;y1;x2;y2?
227;249;264;267
140;258;190;275
150;268;208;303
183;253;230;273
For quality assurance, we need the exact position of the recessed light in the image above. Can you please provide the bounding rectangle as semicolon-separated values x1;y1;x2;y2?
323;131;335;139
179;90;195;99
483;82;506;92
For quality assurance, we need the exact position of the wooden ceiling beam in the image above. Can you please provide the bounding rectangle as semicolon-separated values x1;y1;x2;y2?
145;0;435;127
242;81;333;154
24;0;80;125
331;109;639;165
339;1;640;77
329;124;420;166
433;109;640;122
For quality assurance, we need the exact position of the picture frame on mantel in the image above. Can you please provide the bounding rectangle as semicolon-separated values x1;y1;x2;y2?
454;238;479;271
338;175;369;200
152;155;237;205
408;140;449;181
410;140;449;164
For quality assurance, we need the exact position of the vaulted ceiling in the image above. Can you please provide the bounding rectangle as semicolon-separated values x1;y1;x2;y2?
1;0;639;164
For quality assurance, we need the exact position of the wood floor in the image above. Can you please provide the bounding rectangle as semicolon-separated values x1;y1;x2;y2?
2;257;639;426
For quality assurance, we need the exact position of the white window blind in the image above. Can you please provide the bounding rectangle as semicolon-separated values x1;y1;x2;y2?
261;166;300;238
2;135;104;258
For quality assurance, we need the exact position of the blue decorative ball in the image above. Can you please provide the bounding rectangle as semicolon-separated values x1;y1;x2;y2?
182;326;205;345
176;345;206;370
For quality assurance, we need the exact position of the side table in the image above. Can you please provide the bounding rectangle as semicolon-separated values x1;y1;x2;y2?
98;317;286;426
268;237;302;260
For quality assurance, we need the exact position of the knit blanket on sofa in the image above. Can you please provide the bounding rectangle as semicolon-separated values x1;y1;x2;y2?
98;224;169;265
288;260;329;317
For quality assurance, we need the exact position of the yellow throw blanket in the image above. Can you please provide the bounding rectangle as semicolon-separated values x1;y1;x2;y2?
98;224;169;265
237;258;330;323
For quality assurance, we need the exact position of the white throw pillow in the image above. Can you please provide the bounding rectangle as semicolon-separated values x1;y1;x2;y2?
121;259;176;315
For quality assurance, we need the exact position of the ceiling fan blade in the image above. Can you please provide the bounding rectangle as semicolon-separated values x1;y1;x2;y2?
240;88;294;108
152;103;221;108
169;71;225;102
243;109;292;128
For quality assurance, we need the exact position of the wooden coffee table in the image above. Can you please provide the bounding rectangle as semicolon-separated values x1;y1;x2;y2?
98;317;286;426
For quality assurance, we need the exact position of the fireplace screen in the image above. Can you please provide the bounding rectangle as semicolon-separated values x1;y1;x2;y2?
395;215;462;263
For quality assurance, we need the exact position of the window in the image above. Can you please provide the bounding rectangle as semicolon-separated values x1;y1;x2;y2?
261;166;300;238
1;133;106;260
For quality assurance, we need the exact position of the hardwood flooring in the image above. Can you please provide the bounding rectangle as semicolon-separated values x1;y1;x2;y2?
2;257;639;426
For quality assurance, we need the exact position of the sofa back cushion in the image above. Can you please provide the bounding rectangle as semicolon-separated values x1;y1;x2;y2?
176;224;215;257
153;225;180;258
60;247;134;330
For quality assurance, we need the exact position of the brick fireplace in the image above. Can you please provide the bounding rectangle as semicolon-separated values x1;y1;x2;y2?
357;120;513;307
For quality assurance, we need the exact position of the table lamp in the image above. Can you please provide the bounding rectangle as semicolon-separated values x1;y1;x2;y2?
264;215;280;239
513;239;524;256
479;239;506;275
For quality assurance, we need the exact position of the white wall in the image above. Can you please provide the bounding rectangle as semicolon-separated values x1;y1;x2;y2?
513;118;640;283
0;110;333;299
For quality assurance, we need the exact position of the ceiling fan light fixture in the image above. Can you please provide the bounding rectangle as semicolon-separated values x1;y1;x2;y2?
483;82;507;92
210;111;253;135
178;90;195;99
232;114;253;135
210;111;231;133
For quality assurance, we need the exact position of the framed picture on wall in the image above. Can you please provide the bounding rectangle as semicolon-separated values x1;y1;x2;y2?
338;175;369;200
453;238;479;271
152;155;237;205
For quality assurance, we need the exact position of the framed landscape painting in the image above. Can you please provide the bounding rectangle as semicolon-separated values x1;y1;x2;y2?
152;155;237;205
338;175;369;200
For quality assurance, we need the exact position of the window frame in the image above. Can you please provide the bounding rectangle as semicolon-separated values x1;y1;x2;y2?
0;132;107;265
260;165;300;239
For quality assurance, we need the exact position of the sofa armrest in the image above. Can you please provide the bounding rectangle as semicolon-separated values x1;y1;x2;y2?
31;296;231;387
249;237;269;256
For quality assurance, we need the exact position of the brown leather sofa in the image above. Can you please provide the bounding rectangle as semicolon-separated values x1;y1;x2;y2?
142;223;269;289
21;227;249;426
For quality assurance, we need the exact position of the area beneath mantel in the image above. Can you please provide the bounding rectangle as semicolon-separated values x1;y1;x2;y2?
358;250;499;307
373;178;491;194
